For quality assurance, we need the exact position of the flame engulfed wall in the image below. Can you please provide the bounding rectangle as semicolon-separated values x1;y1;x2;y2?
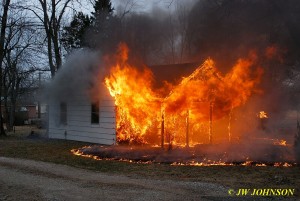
104;44;263;145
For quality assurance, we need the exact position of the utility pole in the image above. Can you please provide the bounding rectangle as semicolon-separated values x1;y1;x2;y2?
38;72;41;119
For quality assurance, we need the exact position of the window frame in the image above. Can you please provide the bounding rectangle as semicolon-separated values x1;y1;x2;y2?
91;101;100;124
60;102;67;125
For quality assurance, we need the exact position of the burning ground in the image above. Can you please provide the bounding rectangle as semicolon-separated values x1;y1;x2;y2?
72;143;295;167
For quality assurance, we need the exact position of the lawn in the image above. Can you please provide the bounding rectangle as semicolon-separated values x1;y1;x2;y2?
0;126;299;194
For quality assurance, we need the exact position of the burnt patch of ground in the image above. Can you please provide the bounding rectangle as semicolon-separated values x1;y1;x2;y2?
76;143;297;165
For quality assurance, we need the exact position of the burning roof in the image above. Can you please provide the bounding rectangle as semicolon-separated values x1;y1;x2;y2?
103;43;263;146
149;62;200;90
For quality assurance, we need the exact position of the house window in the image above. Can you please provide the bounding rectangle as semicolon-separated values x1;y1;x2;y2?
91;102;99;124
60;102;67;125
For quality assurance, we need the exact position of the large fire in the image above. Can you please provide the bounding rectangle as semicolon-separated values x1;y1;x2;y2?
104;44;161;144
104;44;263;146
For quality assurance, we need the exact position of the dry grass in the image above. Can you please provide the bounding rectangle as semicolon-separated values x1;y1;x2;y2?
0;126;299;194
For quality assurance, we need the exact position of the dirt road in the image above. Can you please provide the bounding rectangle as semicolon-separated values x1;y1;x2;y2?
0;157;233;200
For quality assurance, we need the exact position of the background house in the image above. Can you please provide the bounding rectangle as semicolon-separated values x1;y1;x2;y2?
1;85;48;129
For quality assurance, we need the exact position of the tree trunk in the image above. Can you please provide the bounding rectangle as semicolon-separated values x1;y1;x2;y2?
3;93;11;131
52;31;62;70
7;85;17;132
0;0;11;136
47;31;56;77
39;0;56;77
7;104;14;132
51;0;62;71
0;117;5;135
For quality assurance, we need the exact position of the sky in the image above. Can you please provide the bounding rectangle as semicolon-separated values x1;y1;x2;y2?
111;0;197;15
112;0;174;13
78;0;197;19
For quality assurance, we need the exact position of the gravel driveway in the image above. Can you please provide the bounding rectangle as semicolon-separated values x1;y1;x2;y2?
0;157;234;200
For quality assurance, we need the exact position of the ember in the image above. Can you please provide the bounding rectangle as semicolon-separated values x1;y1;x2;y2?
259;111;268;119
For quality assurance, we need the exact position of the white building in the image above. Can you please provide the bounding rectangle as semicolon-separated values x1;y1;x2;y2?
48;86;116;144
47;51;116;145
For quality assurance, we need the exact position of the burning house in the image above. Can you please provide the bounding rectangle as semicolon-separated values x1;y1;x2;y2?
47;44;298;165
102;44;265;146
48;44;266;145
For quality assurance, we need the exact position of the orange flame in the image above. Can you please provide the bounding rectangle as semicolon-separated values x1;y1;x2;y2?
165;56;263;120
265;45;284;63
103;44;263;145
71;148;294;167
259;111;268;119
105;44;161;143
274;139;287;146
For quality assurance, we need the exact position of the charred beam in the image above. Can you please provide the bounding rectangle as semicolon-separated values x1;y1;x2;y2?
186;109;189;148
209;102;213;144
228;107;232;142
161;112;165;149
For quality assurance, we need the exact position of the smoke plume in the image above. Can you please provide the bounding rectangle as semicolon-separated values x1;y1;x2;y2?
45;49;106;102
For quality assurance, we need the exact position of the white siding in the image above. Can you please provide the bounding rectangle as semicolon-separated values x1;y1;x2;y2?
48;88;116;145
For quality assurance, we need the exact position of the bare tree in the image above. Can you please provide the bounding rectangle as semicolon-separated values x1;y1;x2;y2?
159;1;191;64
175;2;189;63
25;0;80;77
115;0;139;21
0;0;11;136
2;12;37;131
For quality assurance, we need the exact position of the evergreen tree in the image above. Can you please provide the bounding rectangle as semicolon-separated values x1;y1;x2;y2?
87;0;120;51
91;0;114;19
61;12;91;52
61;0;119;52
